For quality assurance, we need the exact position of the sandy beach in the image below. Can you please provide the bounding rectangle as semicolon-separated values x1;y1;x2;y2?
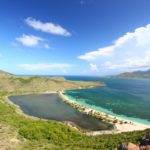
6;90;150;136
58;91;150;135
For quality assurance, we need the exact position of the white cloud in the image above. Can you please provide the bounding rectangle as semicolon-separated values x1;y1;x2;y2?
90;63;98;71
78;46;114;61
16;34;42;47
16;34;50;48
19;63;71;72
78;24;150;73
25;17;71;37
44;43;50;49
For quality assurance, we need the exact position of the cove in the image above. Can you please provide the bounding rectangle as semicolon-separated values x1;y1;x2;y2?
9;93;112;131
64;77;150;125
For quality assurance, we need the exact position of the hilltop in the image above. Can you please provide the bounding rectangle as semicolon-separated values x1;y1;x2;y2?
0;70;101;93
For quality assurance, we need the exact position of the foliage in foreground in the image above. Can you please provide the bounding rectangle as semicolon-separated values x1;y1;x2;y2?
0;93;150;150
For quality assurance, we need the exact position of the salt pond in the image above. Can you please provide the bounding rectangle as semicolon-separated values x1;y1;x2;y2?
9;93;112;131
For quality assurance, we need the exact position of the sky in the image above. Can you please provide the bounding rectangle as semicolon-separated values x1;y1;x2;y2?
0;0;150;76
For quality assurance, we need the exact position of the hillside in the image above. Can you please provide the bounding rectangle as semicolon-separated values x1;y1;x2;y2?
117;69;150;79
0;69;149;149
0;70;101;93
0;70;13;77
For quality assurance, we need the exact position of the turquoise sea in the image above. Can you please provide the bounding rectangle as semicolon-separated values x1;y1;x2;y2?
64;76;150;125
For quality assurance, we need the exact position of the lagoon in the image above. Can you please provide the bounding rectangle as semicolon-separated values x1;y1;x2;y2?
9;93;112;131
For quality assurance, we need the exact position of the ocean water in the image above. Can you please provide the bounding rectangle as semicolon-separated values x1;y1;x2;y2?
9;94;112;131
64;76;150;125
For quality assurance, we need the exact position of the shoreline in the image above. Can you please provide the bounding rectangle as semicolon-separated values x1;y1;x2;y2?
5;90;150;136
6;91;113;135
58;90;150;135
5;91;96;134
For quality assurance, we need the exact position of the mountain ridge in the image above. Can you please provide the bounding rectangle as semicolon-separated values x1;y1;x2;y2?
117;69;150;78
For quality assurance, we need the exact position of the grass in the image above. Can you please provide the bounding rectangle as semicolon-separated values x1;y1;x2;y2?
0;92;150;150
0;75;101;93
0;73;149;149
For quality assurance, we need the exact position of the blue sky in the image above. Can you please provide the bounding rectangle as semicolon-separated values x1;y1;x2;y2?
0;0;150;76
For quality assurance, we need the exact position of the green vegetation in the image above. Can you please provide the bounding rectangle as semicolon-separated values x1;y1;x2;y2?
0;70;149;149
0;92;150;149
0;72;101;93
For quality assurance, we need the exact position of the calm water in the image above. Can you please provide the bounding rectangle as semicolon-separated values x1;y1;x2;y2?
64;77;150;125
9;94;112;131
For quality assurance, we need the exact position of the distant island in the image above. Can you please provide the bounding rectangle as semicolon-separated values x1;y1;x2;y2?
117;69;150;79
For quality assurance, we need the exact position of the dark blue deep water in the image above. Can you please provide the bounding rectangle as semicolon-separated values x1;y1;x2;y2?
64;77;150;124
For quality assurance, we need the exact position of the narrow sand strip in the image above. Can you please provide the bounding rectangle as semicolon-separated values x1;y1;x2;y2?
58;91;150;135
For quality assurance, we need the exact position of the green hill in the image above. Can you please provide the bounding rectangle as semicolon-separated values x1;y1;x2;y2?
0;70;101;93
